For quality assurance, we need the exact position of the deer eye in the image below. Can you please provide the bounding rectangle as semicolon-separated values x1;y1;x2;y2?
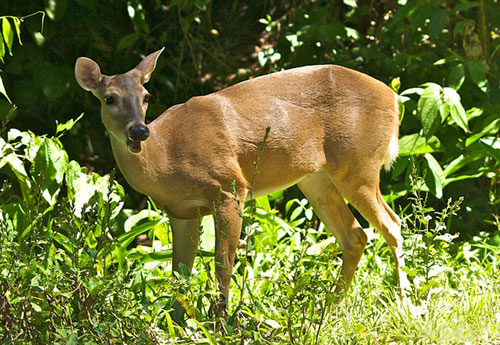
104;95;114;105
144;94;151;103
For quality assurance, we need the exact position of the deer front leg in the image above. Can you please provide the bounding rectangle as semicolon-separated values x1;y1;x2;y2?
170;216;200;322
212;191;243;318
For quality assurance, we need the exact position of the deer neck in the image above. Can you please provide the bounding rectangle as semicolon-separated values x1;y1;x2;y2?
108;126;163;195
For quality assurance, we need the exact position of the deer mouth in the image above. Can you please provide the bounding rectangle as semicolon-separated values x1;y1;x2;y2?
127;138;142;154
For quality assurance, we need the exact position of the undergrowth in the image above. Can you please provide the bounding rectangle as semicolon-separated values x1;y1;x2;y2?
1;125;499;344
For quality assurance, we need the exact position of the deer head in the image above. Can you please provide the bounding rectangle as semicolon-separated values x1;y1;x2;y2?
75;48;164;153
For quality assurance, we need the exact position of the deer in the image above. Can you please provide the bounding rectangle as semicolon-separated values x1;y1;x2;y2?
75;48;410;320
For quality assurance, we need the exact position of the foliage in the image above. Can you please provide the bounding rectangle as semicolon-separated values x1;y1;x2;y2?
1;126;499;344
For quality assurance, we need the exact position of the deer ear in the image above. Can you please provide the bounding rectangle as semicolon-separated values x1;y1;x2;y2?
133;47;164;84
75;57;102;91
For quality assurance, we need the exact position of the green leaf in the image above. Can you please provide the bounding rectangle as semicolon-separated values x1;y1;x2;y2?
448;63;465;90
56;113;84;135
0;103;17;123
191;319;216;345
417;84;442;138
428;7;447;37
0;75;12;103
398;134;442;156
424;153;443;198
0;31;5;62
124;209;162;232
2;18;13;55
479;137;500;162
31;302;42;312
443;88;468;133
390;77;401;92
466;107;483;120
164;312;176;338
117;33;139;50
392;2;414;26
467;60;488;91
154;222;169;246
31;138;69;204
53;232;74;253
0;202;29;234
443;171;484;186
127;249;174;263
443;151;483;177
400;87;423;96
114;245;127;271
12;17;22;45
66;333;78;345
86;230;98;248
433;54;463;65
439;101;450;122
256;195;271;211
33;32;45;46
0;139;29;181
466;118;500;147
118;219;166;248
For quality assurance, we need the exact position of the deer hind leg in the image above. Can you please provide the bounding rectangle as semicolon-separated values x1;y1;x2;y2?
330;172;410;296
298;171;368;295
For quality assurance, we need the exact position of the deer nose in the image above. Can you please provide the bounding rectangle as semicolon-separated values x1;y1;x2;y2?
128;124;150;141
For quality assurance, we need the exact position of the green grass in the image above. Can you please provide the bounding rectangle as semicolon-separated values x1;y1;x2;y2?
161;222;500;345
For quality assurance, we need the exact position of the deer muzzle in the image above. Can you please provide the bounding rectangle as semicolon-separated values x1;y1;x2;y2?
127;124;150;154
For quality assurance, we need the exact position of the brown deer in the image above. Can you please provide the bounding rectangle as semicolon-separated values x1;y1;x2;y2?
75;49;410;319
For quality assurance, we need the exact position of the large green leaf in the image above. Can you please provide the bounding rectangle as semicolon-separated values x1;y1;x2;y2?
398;133;442;156
448;63;465;90
31;138;69;204
12;17;22;45
418;83;442;138
2;18;13;55
0;202;29;234
0;137;32;200
424;153;443;198
443;87;469;133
